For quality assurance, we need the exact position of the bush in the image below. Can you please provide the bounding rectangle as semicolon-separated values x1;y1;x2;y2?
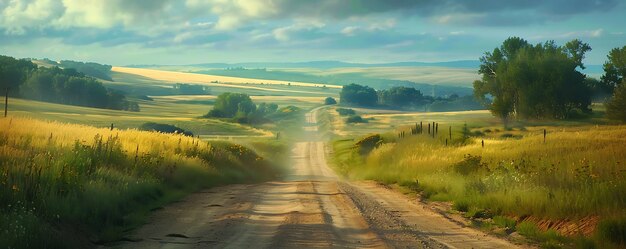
606;82;626;122
453;154;487;175
336;108;356;116
596;218;626;246
354;134;382;155
324;97;337;105
138;122;194;136
346;115;367;124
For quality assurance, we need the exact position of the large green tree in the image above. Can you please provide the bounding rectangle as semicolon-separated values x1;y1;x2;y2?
601;46;626;91
339;83;377;106
474;37;592;124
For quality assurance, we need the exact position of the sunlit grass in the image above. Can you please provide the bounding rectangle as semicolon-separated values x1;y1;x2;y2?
0;117;282;248
332;122;626;247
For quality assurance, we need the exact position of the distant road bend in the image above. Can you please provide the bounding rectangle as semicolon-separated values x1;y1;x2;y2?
113;107;521;249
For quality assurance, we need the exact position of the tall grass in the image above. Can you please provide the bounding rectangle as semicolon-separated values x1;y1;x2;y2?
0;117;281;248
332;124;626;246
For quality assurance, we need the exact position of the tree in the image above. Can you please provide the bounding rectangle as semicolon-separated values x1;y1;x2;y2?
606;79;626;121
0;55;37;95
211;92;256;118
601;46;626;91
339;83;377;106
324;97;337;105
378;86;424;108
474;37;592;123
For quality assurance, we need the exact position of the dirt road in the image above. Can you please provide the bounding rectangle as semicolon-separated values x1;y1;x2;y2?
112;108;521;249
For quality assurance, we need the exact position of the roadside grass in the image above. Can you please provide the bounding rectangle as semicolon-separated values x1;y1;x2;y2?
331;120;626;248
0;117;284;248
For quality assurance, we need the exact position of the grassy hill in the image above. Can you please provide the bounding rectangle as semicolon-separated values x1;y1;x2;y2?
0;117;284;248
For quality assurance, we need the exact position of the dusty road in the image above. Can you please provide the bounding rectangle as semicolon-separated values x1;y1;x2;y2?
112;107;521;249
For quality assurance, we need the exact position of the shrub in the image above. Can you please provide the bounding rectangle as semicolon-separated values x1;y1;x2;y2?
606;82;626;122
205;109;224;118
354;134;382;155
138;122;193;136
324;97;337;105
453;154;487;175
596;217;626;246
336;108;356;116
453;200;470;212
346;115;367;124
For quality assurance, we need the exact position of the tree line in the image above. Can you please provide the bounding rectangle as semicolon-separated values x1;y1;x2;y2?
474;38;626;123
339;84;483;111
41;58;113;81
0;55;139;111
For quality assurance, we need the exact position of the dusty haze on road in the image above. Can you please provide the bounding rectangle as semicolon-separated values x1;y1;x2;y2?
110;107;522;249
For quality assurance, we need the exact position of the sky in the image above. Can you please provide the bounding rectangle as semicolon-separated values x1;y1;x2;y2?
0;0;625;66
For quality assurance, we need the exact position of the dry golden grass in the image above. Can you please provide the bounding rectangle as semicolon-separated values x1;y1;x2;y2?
112;66;342;89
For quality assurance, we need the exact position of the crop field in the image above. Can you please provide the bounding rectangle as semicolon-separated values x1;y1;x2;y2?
281;66;480;87
113;66;342;89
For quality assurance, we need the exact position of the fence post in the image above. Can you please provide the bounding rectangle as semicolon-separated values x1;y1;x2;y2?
4;88;8;118
110;123;114;131
428;123;431;134
543;129;546;144
449;126;452;141
482;139;484;148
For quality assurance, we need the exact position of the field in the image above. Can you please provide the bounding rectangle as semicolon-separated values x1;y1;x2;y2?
328;107;626;248
0;117;285;248
281;66;480;87
112;66;342;91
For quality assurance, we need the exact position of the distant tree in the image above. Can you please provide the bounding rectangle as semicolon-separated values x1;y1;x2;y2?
606;79;626;121
339;83;377;106
474;37;592;124
0;55;37;95
324;97;337;105
210;92;256;118
378;86;424;107
601;46;626;91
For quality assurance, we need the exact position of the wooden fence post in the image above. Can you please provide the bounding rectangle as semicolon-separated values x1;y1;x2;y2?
543;129;546;144
4;88;8;118
482;140;484;148
449;126;452;141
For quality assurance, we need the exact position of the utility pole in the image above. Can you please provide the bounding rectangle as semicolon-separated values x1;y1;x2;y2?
4;88;8;118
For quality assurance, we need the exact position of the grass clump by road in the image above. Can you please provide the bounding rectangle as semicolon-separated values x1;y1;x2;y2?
0;117;283;248
332;123;626;248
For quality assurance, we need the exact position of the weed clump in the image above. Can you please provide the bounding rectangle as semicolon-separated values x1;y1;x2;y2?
453;154;488;175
